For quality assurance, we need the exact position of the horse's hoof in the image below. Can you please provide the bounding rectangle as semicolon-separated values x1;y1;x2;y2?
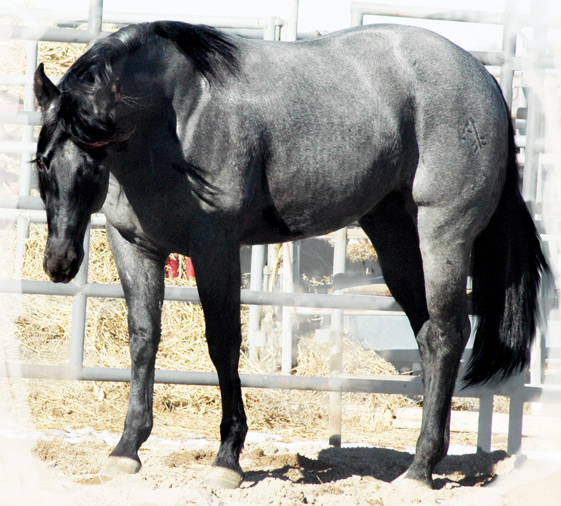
203;466;243;489
392;471;433;490
99;456;141;476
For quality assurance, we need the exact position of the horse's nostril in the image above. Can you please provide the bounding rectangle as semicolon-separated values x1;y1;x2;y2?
66;248;78;264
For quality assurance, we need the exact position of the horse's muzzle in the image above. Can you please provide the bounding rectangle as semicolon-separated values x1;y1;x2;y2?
43;241;84;283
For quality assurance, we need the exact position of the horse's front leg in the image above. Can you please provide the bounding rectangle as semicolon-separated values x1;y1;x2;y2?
100;224;167;475
189;227;247;489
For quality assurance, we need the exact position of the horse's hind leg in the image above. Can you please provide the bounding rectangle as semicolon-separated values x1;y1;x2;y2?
359;192;429;336
100;223;167;475
404;205;473;487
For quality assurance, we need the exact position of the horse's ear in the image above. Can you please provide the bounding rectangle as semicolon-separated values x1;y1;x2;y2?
33;63;59;111
95;76;121;111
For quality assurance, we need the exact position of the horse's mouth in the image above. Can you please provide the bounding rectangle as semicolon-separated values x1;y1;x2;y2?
43;245;83;284
48;269;77;284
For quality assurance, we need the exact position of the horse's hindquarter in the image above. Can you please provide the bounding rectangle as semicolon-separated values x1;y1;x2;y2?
396;27;509;215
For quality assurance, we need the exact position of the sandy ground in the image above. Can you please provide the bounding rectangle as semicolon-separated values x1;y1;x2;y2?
1;424;561;506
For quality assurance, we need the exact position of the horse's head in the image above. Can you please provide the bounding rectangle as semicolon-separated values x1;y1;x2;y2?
33;64;115;283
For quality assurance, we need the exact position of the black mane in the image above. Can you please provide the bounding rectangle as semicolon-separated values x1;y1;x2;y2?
54;22;239;147
61;22;238;93
153;21;239;82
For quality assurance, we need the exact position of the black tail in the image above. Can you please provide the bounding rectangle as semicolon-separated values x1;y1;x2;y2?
464;115;550;386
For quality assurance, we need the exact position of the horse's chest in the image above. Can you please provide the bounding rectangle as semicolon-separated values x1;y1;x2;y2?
103;184;146;241
102;178;188;252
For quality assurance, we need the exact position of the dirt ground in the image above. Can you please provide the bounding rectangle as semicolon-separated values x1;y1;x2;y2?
1;421;560;506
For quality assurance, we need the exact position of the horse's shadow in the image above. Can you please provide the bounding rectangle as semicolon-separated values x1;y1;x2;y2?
242;446;509;490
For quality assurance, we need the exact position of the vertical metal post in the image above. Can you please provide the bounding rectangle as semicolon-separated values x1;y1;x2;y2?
281;242;294;374
530;0;549;202
15;41;39;275
248;245;266;362
21;40;37;196
332;229;347;282
507;372;525;454
292;240;301;290
530;327;545;386
263;17;277;41
350;9;364;27
527;0;550;398
499;0;519;109
88;0;104;35
265;244;280;290
521;0;549;208
477;393;494;452
523;90;541;205
68;225;91;375
329;227;347;447
282;0;299;41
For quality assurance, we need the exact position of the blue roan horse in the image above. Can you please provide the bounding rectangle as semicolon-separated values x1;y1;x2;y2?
34;22;548;489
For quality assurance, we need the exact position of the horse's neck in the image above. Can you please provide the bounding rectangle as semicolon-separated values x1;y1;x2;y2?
121;37;200;103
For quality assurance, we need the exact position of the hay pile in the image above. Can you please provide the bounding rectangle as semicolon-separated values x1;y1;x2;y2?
18;225;408;442
347;239;377;263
